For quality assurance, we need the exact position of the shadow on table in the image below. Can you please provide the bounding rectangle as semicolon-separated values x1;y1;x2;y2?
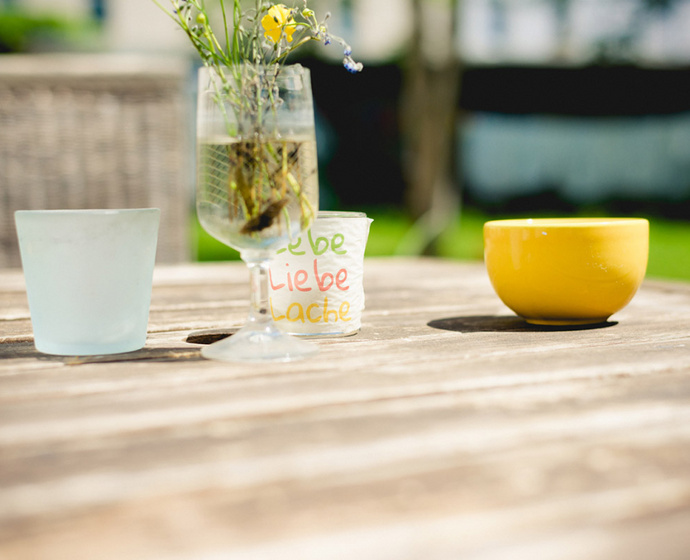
428;315;618;333
1;341;204;364
61;347;205;365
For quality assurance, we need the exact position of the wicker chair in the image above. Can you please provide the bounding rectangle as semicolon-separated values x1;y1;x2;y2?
0;54;194;267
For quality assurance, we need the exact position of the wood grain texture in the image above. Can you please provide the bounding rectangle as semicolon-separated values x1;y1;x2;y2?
1;258;689;560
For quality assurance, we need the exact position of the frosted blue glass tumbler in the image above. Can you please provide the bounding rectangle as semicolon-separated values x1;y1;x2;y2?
15;209;160;356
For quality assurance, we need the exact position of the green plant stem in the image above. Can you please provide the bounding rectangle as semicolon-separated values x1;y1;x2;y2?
232;0;241;65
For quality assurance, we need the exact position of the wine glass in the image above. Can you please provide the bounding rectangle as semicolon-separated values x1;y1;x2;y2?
196;64;319;362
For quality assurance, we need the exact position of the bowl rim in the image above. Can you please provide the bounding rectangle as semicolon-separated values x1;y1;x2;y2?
484;217;649;228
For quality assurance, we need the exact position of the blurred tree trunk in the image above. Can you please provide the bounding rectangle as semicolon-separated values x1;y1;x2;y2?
553;0;571;61
399;0;462;255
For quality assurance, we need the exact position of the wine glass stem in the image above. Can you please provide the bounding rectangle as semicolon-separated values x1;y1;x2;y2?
244;255;272;328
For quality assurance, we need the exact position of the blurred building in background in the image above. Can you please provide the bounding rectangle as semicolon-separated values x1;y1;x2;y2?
457;0;690;214
460;0;690;65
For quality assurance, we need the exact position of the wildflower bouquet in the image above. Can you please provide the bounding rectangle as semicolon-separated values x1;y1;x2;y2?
153;0;362;74
152;0;362;241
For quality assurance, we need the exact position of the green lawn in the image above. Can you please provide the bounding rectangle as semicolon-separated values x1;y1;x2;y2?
194;206;690;281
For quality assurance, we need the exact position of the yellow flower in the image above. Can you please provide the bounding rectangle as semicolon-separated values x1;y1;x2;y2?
261;4;296;43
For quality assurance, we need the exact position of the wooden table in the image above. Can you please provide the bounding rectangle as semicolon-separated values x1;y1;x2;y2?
1;258;690;560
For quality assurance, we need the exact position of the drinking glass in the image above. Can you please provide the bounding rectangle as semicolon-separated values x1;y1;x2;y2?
15;209;159;355
196;64;319;362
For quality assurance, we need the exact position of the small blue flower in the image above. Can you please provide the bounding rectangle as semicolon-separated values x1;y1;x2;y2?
343;58;361;73
342;50;363;73
344;46;352;57
324;35;332;46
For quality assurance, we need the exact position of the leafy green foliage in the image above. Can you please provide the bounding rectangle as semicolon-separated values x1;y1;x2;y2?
0;9;88;53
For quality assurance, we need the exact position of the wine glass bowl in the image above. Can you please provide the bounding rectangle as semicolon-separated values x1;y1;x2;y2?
197;64;318;251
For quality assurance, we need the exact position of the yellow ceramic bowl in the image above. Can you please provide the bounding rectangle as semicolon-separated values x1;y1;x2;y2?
483;218;649;325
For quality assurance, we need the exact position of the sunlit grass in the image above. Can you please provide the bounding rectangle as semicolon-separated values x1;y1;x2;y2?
646;219;690;281
194;206;690;281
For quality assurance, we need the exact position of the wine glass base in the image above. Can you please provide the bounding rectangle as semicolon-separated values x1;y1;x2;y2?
200;323;319;363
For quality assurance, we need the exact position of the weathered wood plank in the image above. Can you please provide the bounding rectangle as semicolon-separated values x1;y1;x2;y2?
0;258;689;560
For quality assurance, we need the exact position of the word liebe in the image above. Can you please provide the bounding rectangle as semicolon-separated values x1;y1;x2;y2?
269;230;352;325
276;229;347;257
270;259;348;293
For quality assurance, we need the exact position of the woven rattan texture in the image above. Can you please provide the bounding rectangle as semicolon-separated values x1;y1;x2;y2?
0;55;193;266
